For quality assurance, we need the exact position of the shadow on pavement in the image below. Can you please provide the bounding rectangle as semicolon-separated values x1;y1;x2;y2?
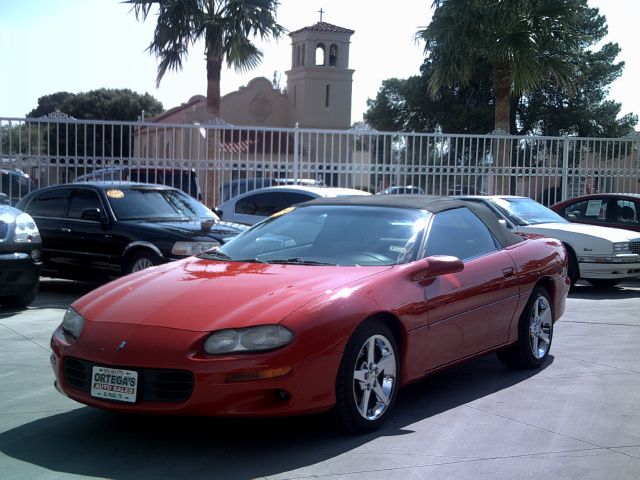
569;281;640;300
0;355;552;479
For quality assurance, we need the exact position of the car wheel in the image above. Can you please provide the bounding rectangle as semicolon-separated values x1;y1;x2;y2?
565;246;579;287
1;282;38;308
334;320;399;433
496;286;553;369
587;279;621;289
126;250;161;274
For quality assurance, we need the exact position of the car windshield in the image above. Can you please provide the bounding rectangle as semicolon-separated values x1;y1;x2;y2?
494;197;568;226
106;187;216;221
205;205;430;266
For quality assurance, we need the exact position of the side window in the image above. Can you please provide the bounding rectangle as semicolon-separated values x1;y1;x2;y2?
565;199;607;223
235;192;314;216
427;207;498;261
25;189;71;217
68;189;102;219
615;200;638;225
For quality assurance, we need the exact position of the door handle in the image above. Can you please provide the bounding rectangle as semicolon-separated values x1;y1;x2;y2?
61;228;71;233
502;267;515;278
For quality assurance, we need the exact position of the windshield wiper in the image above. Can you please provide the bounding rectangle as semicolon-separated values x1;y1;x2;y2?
257;257;336;266
198;250;233;261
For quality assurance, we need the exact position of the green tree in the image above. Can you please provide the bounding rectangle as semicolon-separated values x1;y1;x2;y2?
417;0;594;135
27;89;163;121
126;0;285;121
517;43;637;137
26;92;75;118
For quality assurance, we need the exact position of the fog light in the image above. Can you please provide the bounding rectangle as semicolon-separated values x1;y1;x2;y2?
275;389;291;401
227;366;292;382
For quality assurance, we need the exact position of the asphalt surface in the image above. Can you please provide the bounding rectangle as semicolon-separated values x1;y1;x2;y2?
0;278;639;480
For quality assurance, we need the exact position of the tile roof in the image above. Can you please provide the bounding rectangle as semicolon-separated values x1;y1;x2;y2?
290;22;354;36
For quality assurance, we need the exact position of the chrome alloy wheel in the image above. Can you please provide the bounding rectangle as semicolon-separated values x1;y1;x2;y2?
352;334;397;421
529;295;553;359
131;257;155;272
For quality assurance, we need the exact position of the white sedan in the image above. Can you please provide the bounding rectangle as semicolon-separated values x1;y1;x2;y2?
459;196;640;288
216;185;371;226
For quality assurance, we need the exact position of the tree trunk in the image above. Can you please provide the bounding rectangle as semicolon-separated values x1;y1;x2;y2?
204;55;223;207
206;56;223;121
491;64;512;195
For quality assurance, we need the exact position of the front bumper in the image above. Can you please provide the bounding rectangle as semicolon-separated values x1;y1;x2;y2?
50;325;341;417
578;258;640;280
0;252;41;296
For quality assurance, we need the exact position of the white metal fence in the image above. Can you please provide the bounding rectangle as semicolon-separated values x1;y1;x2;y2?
2;116;639;208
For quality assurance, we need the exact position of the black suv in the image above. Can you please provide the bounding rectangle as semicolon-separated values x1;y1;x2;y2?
16;182;247;282
0;197;42;307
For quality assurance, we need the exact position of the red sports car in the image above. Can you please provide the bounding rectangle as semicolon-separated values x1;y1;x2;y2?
50;196;570;433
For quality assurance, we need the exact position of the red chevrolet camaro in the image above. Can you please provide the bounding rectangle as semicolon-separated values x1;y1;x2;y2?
50;196;570;433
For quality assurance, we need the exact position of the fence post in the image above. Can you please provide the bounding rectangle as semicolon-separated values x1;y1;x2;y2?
293;122;300;180
561;136;570;201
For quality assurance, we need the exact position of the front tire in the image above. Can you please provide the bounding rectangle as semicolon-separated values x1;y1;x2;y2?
125;250;162;274
334;320;399;434
587;279;620;289
497;286;553;369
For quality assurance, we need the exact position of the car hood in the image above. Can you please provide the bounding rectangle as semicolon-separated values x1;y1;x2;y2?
129;219;247;238
74;258;390;332
518;222;640;242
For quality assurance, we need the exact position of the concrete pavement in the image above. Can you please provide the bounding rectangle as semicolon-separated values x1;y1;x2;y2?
0;279;638;479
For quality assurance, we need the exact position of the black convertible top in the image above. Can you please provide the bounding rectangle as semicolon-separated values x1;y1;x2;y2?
302;195;523;248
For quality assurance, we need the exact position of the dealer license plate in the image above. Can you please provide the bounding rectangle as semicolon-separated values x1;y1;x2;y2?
90;366;138;403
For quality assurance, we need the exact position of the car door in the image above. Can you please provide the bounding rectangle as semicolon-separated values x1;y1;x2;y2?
64;187;121;276
23;187;73;273
418;207;520;371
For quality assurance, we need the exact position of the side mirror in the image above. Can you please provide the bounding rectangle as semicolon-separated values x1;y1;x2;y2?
213;207;223;218
405;255;464;284
80;208;105;223
498;218;513;230
0;193;9;205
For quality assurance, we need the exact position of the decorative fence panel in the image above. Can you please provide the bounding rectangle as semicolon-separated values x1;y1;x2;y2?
1;116;638;208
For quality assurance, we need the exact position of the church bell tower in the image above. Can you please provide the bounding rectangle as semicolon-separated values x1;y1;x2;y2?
285;18;354;129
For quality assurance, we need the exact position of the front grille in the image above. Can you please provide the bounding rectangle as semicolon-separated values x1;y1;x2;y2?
63;357;194;403
631;241;640;255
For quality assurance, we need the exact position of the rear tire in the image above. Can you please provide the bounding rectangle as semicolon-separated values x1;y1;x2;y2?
1;281;38;308
334;320;399;434
497;286;553;369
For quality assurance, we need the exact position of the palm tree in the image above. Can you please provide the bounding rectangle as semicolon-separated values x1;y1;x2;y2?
126;0;285;121
417;0;593;135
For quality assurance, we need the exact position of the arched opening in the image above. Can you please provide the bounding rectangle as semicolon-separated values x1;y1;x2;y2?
315;43;325;66
329;44;338;66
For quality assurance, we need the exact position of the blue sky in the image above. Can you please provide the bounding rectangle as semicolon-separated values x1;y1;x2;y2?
0;0;637;127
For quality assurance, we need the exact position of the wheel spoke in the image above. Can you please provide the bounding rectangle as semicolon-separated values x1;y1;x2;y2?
358;387;372;416
531;332;540;355
372;382;390;406
353;368;368;384
366;337;376;365
538;331;551;345
376;353;395;375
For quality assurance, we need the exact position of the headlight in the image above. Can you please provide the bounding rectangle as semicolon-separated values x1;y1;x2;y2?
204;325;294;355
172;241;220;256
61;307;85;339
14;213;41;243
613;242;631;254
